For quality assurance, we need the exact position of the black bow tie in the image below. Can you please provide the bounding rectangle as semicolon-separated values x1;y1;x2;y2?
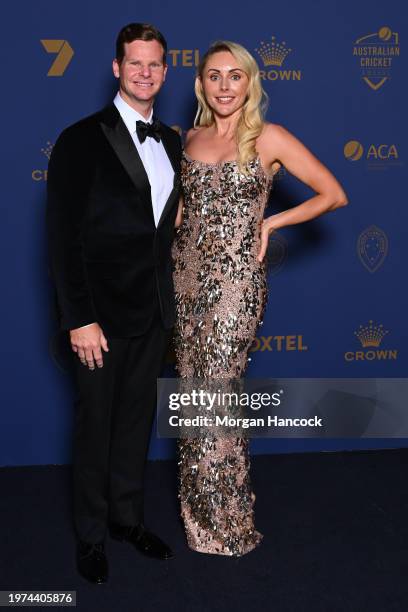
136;118;161;143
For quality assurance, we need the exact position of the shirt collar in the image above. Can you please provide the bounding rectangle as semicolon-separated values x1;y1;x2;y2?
113;92;154;134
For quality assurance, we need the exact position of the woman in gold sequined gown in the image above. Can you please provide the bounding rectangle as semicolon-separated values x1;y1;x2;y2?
172;41;348;556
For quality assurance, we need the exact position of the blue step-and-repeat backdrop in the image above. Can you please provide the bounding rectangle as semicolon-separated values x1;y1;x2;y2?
1;0;406;465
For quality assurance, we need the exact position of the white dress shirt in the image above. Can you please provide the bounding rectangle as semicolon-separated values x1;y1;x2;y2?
78;92;174;331
113;91;174;226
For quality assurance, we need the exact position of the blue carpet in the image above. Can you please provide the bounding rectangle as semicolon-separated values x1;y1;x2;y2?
1;449;408;611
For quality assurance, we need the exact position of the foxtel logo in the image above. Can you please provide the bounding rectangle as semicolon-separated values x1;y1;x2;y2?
250;335;308;352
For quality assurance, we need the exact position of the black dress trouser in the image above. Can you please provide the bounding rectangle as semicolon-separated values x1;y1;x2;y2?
72;309;171;544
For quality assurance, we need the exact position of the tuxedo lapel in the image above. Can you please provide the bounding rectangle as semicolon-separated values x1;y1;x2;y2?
99;106;180;229
159;122;179;174
99;105;153;219
157;123;181;228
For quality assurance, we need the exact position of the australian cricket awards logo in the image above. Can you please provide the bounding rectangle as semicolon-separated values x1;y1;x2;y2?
255;36;301;81
344;320;397;362
357;225;388;273
266;231;287;275
32;141;53;182
344;139;402;170
353;27;399;90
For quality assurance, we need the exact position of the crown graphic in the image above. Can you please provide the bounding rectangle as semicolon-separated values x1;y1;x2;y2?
255;36;292;67
354;320;388;347
41;141;54;160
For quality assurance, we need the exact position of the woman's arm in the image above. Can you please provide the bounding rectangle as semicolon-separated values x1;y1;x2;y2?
175;196;184;228
257;123;349;262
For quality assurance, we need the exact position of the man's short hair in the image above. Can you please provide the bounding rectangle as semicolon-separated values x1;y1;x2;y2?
116;23;167;64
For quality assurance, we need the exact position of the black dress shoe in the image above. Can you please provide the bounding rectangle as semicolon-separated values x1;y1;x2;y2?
77;541;108;584
109;523;173;560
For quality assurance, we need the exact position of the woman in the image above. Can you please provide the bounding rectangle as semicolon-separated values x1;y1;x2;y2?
172;41;348;556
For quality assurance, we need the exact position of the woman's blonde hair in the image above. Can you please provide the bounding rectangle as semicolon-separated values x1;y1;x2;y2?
194;40;268;173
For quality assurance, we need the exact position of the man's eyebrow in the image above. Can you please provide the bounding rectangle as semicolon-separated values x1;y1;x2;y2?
127;58;162;63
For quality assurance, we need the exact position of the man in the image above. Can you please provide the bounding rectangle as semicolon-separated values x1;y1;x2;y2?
47;23;181;584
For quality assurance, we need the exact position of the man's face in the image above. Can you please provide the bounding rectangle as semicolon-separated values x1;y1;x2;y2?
113;39;167;109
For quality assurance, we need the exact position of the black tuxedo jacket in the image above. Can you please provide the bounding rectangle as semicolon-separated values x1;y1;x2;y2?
46;104;182;337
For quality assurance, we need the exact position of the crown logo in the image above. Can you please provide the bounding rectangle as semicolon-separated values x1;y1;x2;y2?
41;141;54;160
255;36;292;67
354;320;388;347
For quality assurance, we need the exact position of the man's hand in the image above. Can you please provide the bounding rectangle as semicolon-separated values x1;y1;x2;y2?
70;323;109;370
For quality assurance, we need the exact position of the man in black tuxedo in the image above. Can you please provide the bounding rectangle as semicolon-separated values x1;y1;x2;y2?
47;23;182;584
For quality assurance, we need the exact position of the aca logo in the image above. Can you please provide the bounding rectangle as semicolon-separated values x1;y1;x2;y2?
32;141;53;182
344;320;397;362
352;27;399;90
344;140;401;170
41;40;74;76
168;49;200;67
250;334;308;352
357;225;388;273
255;36;301;81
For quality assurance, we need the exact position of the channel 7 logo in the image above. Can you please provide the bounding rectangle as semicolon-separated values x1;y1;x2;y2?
41;40;74;76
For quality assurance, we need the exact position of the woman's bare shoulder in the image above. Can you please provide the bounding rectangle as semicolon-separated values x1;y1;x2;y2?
257;122;299;156
185;126;207;146
259;122;291;143
257;123;290;174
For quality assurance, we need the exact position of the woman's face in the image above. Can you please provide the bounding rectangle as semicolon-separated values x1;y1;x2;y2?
200;51;249;118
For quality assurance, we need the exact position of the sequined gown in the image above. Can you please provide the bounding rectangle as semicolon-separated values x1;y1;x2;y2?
172;151;274;556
